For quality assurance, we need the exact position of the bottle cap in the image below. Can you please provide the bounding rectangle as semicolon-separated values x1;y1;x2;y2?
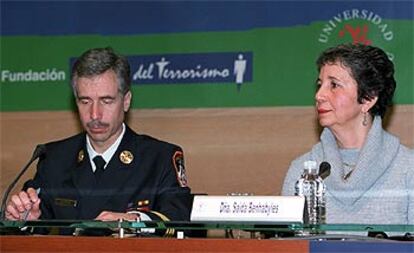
304;160;317;174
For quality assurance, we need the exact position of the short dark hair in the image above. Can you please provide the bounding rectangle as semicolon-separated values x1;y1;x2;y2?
316;43;396;118
71;47;130;97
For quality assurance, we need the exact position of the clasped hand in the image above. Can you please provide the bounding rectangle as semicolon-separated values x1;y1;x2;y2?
5;187;41;220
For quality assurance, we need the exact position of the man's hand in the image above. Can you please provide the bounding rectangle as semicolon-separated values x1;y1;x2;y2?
5;188;41;220
95;211;139;221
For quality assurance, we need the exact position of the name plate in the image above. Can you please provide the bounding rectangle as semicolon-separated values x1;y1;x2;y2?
191;195;304;223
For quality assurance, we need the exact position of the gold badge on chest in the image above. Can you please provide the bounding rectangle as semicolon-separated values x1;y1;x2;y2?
119;150;134;164
77;150;85;163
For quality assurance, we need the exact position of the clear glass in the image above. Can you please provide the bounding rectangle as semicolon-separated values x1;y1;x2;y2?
1;219;413;234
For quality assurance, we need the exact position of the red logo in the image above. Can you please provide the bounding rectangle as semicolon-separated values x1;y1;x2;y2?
338;24;372;45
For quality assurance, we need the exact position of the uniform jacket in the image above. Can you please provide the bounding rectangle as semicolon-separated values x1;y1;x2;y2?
25;125;192;224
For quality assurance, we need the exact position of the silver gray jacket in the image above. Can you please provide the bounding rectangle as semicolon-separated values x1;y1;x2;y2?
282;116;414;225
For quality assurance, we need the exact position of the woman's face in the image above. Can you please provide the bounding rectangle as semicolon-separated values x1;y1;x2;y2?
315;62;364;131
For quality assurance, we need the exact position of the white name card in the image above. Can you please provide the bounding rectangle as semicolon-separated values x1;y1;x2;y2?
191;195;305;223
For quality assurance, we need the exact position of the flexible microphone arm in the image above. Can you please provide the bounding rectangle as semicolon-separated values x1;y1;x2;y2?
0;144;46;220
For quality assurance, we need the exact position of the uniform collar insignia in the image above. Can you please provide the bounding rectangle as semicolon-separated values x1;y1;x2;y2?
119;150;133;165
77;149;85;163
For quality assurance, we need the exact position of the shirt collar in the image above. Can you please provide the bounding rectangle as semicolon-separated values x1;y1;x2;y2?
86;123;126;172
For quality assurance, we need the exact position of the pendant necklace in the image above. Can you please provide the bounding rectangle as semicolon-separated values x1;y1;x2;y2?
342;162;357;181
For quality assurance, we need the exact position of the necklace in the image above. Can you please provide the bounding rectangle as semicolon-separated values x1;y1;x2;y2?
342;162;357;181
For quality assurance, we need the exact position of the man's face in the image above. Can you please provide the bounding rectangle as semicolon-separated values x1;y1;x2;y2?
75;70;131;152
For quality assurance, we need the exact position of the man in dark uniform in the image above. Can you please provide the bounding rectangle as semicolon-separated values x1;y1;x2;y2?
5;48;191;230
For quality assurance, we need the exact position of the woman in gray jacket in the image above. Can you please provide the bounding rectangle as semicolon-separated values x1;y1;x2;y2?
282;43;413;225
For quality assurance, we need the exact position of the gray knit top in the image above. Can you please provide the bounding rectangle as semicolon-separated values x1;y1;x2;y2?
282;116;414;225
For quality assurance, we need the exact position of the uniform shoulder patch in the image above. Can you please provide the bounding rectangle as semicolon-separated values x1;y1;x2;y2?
172;150;188;187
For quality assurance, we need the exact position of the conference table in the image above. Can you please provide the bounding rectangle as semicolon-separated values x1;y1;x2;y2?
1;220;413;253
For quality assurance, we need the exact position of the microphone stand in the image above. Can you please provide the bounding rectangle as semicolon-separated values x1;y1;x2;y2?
0;144;45;220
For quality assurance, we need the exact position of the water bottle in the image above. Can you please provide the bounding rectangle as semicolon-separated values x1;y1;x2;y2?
295;160;326;233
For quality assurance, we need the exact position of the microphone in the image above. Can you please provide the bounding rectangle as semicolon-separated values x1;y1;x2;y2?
0;144;46;220
319;161;331;180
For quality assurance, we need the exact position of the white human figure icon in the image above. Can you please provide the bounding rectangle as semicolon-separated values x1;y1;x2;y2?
234;54;247;84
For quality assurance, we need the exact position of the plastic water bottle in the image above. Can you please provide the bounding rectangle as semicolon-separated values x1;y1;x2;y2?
295;160;326;231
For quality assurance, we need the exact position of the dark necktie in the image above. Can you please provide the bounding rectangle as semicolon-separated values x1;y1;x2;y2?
93;155;106;180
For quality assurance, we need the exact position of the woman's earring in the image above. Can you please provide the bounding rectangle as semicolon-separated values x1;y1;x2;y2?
362;112;368;126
